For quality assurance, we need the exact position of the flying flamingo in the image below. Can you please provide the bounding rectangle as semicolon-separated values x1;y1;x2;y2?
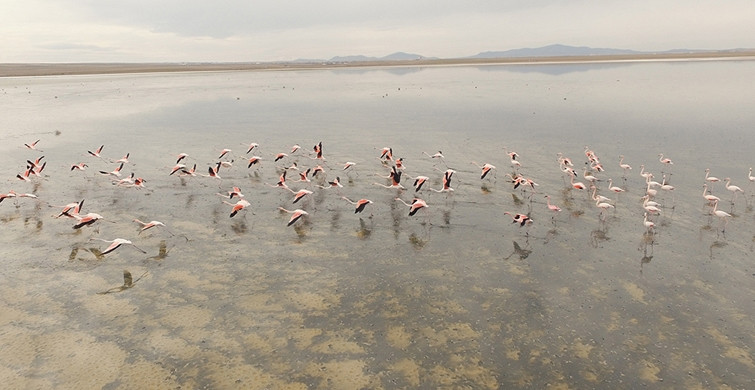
395;197;429;216
423;150;447;167
274;152;288;162
88;145;104;158
373;166;404;189
225;199;251;218
99;162;124;178
471;161;496;180
115;153;130;164
429;169;454;193
312;142;324;160
247;156;262;168
557;153;573;167
91;238;147;255
290;144;301;154
217;186;244;199
52;199;85;218
296;168;312;183
379;147;393;161
218;149;232;159
24;139;42;151
278;207;308;226
71;163;88;171
0;191;17;204
169;164;186;175
246;143;259;154
407;175;429;192
72;213;103;229
342;197;373;214
133;219;174;236
288;188;313;204
711;200;732;232
503;211;532;227
176;153;189;163
724;177;744;203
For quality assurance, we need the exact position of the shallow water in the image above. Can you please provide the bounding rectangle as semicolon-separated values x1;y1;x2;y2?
1;60;754;388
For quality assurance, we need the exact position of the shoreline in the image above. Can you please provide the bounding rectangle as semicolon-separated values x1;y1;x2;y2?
2;50;755;77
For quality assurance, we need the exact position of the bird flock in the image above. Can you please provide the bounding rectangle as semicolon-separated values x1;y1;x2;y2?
2;137;753;257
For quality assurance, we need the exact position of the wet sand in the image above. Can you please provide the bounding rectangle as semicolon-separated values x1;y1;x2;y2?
1;60;754;388
2;50;755;77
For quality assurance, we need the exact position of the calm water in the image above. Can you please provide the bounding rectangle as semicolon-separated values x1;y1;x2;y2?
1;60;754;389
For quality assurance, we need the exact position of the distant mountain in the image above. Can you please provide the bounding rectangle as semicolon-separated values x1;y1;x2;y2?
468;44;643;59
327;52;431;63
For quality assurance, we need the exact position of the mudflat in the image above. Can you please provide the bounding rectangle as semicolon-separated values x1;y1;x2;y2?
2;50;755;77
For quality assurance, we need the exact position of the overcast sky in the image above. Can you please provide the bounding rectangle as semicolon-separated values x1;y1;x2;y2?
2;0;753;63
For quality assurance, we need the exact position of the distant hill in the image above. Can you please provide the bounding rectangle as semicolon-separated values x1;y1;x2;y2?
293;45;753;64
327;52;432;63
468;44;643;59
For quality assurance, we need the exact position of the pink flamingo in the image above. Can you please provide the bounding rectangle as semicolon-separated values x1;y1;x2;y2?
279;207;308;226
342;197;373;214
544;195;561;221
724;177;744;203
395;197;429;216
24;139;42;151
91;238;147;255
133;219;174;236
88;144;104;158
471;161;496;180
224;199;251;218
711;200;732;232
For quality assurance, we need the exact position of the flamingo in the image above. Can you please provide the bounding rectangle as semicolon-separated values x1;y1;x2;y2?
639;165;653;180
176;153;189;163
24;139;42;151
70;163;88;171
53;199;85;218
607;179;625;193
379;147;393;161
503;211;532;227
290;144;301;154
595;198;614;219
288;188;313;204
218;148;232;159
72;213;103;229
660;175;675;191
642;196;661;215
225;199;251;218
395;197;429;216
296;168;312;183
279;207;308;226
711;200;732;231
583;167;599;183
395;158;405;170
643;213;655;233
133;219;174;236
91;238;146;256
557;153;573;167
619;155;632;175
704;168;720;183
724;178;744;203
342;197;373;214
99;162;124;178
217;187;244;199
88;144;104;158
429;169;454;193
702;184;720;204
471;161;496;180
207;162;222;180
373;166;404;189
544;195;561;220
570;174;587;190
115;153;130;164
748;168;754;182
312;141;323;160
247;156;262;168
274;152;288;162
658;153;673;165
246;143;259;154
408;175;429;192
169;164;186;175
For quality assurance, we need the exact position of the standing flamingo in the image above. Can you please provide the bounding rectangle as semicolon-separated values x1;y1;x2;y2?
619;155;632;177
643;213;655;233
724;178;744;203
702;184;720;204
544;195;561;221
704;168;720;184
711;200;732;232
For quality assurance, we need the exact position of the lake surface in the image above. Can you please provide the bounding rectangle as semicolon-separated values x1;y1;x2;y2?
1;60;754;388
